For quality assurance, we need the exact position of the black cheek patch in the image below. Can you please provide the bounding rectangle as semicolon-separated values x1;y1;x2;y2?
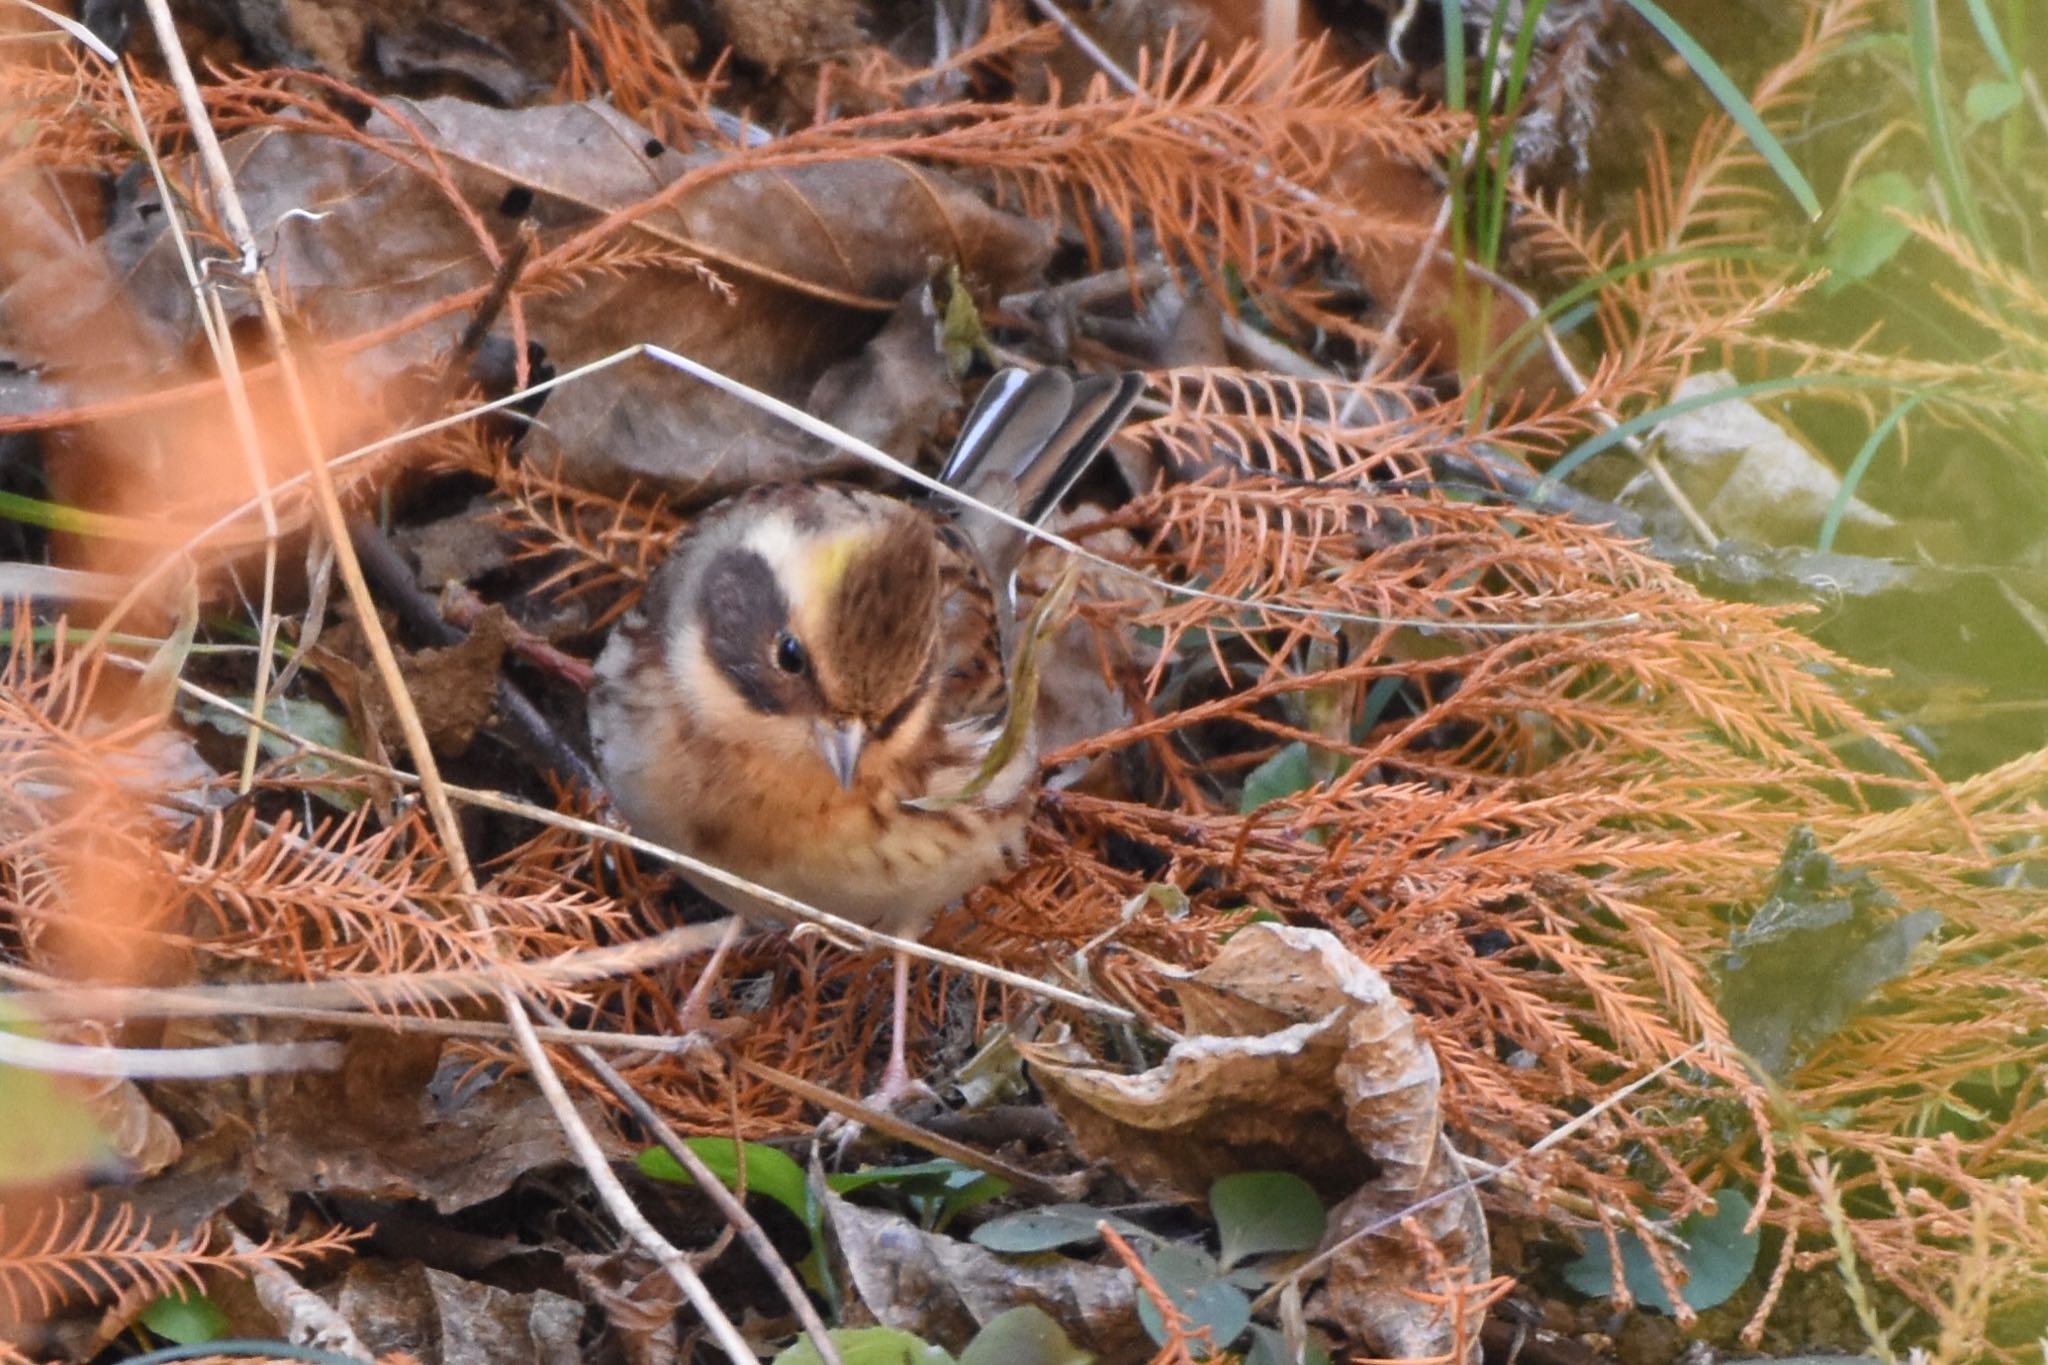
699;548;797;715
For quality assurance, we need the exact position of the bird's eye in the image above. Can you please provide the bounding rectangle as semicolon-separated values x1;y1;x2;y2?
774;631;808;674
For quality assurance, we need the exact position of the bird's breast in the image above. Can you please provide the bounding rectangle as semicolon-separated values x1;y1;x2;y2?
630;729;1028;938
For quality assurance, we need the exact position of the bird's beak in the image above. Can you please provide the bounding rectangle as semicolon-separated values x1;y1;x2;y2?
814;720;867;790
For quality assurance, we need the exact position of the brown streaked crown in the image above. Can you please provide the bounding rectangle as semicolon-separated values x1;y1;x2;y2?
811;505;942;724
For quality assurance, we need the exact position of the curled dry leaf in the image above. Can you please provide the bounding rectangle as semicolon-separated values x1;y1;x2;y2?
337;1259;583;1365
104;96;1051;501
1022;923;1489;1362
238;1062;621;1215
823;1190;1150;1362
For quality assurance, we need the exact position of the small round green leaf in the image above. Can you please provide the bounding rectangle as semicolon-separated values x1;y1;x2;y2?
1963;79;2022;125
1135;1243;1251;1357
1211;1172;1326;1270
1240;742;1314;814
140;1288;230;1345
958;1307;1094;1365
971;1204;1146;1254
1562;1189;1760;1313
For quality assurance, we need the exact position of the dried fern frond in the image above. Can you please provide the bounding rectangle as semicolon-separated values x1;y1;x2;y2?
0;1196;356;1327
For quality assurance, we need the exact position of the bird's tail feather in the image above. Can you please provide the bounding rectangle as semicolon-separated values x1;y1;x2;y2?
940;367;1144;582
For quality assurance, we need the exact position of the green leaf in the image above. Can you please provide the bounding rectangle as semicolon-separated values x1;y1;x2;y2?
140;1289;230;1345
1562;1189;1761;1313
182;694;364;809
637;1139;811;1228
827;1158;983;1195
971;1204;1147;1254
0;1011;108;1187
1963;79;2022;126
772;1327;954;1365
1821;171;1923;292
1963;0;2017;79
958;1307;1094;1365
1211;1172;1326;1271
934;1172;1012;1234
1621;0;1820;219
1239;742;1314;814
1135;1244;1251;1357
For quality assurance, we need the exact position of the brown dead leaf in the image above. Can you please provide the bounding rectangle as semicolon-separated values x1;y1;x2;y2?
105;96;1051;501
823;1191;1151;1361
1314;1135;1493;1365
1023;923;1491;1363
247;1061;623;1215
338;1260;583;1365
1023;1014;1361;1198
566;1249;683;1365
370;606;516;756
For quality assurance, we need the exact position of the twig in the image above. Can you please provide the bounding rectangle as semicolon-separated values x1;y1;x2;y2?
1100;1222;1208;1362
0;925;737;1022
553;1022;845;1365
442;582;597;690
732;1056;1074;1200
0;1028;341;1079
346;518;601;790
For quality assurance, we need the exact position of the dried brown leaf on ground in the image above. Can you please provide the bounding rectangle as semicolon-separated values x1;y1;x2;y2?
823;1191;1149;1360
1024;924;1489;1360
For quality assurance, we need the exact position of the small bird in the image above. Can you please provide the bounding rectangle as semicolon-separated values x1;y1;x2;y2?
590;367;1144;1103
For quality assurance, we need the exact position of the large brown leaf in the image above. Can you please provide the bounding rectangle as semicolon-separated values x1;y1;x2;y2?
102;97;1052;499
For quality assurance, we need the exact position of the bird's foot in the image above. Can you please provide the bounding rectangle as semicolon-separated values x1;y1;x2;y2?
816;1061;944;1158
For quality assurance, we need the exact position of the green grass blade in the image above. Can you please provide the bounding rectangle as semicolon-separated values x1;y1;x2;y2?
0;489;148;539
1818;395;1921;552
1536;373;1915;497
1441;0;1467;112
1622;0;1821;219
1964;0;2016;79
1480;0;1552;264
1906;0;1992;249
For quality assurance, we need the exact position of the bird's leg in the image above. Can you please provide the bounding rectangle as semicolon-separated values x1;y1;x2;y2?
868;948;942;1109
875;948;916;1103
819;949;942;1155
